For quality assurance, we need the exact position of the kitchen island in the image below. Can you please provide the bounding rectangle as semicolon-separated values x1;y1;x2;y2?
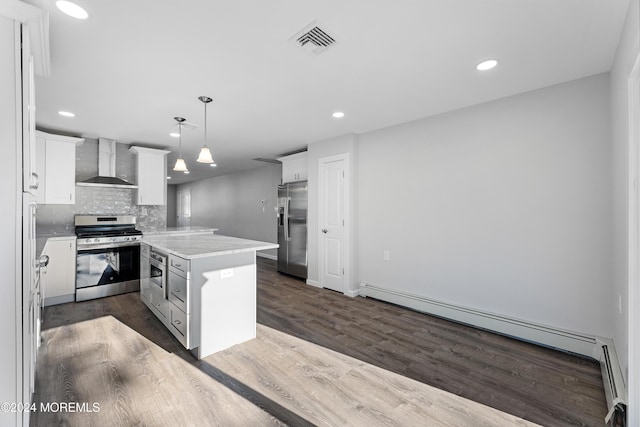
140;234;278;359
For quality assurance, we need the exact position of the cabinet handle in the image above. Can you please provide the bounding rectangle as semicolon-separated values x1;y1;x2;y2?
174;289;181;293
30;172;39;190
69;193;72;201
174;320;181;325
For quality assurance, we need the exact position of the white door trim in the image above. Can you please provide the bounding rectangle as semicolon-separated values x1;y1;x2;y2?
628;52;640;427
318;153;353;296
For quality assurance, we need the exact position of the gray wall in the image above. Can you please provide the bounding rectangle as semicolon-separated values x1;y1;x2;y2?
610;0;639;383
177;164;281;257
36;138;167;233
167;184;177;227
356;73;613;339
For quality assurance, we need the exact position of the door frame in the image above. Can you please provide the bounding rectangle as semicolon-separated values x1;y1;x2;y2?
628;52;640;427
318;152;355;296
176;187;191;227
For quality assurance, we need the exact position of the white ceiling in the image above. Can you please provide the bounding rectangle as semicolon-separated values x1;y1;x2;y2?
33;0;630;185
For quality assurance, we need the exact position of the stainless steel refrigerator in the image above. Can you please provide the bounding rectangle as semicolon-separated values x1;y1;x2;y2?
277;181;308;279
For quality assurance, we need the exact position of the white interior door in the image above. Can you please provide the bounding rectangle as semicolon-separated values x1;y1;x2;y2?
319;154;348;293
177;188;191;227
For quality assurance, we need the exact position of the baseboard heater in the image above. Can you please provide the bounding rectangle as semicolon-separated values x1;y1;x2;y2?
599;341;627;426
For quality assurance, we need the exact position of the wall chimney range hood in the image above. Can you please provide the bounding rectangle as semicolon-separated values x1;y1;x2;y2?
77;138;138;189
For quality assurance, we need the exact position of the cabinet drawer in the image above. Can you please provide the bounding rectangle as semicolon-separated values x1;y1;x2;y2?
169;303;188;347
169;254;189;276
168;270;188;314
149;285;169;320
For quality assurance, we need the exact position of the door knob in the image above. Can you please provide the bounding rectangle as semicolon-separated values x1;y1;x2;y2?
322;228;328;234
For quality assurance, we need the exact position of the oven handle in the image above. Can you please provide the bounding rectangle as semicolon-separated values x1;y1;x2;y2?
77;241;141;252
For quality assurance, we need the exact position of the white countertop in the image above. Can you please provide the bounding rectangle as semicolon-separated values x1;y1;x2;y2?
142;234;278;259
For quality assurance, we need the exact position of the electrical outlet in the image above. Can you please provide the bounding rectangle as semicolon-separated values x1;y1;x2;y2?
383;250;390;261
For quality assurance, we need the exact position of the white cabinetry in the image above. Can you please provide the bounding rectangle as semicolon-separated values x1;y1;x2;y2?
35;131;84;204
2;5;49;426
129;146;170;205
278;151;308;183
167;254;191;347
41;237;76;306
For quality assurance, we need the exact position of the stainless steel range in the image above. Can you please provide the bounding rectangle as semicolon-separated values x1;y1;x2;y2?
75;215;142;301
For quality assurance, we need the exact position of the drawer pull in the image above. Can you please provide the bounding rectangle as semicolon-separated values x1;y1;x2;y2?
175;289;181;293
174;263;181;267
174;320;182;325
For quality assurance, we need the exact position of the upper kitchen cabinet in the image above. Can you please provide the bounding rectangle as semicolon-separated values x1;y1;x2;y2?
35;131;84;204
278;151;308;183
129;146;170;205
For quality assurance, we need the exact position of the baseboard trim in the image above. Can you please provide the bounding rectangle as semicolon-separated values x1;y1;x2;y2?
257;252;277;261
344;289;359;298
44;294;75;307
306;279;322;288
360;283;598;358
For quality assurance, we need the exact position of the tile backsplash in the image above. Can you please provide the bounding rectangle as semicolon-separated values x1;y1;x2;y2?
36;138;167;234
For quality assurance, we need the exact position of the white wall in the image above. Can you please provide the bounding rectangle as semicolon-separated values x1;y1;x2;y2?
178;164;281;257
357;73;613;338
610;0;639;384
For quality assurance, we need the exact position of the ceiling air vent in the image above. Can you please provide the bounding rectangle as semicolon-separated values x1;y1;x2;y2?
290;20;337;55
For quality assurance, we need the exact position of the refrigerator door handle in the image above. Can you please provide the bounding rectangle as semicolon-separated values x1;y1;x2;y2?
284;196;291;241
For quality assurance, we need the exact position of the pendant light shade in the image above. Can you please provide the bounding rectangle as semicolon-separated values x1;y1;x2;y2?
197;146;214;163
197;96;215;164
173;157;188;172
173;117;189;172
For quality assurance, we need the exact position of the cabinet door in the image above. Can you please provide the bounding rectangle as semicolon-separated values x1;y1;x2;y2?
44;140;76;204
279;152;308;183
138;152;165;205
41;238;75;302
35;137;45;204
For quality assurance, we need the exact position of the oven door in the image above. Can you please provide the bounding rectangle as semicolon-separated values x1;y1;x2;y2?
76;244;140;289
149;257;166;294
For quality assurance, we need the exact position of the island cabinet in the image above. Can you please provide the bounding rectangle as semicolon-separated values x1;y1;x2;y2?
140;234;278;359
278;151;308;183
35;131;84;204
129;146;170;205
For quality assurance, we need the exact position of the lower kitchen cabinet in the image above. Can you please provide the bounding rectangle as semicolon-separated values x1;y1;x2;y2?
140;238;268;359
41;236;76;306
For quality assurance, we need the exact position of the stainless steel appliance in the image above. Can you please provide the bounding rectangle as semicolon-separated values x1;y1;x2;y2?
277;181;308;279
75;215;142;301
149;249;167;296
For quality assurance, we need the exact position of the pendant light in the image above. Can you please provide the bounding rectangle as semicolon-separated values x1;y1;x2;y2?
173;117;189;172
196;96;215;164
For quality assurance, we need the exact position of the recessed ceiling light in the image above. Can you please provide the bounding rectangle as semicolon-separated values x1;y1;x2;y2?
476;59;498;71
169;132;180;137
58;110;75;117
210;163;217;167
166;176;172;180
332;111;345;118
184;170;190;174
56;1;89;19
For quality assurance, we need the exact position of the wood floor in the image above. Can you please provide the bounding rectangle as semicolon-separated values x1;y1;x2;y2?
30;258;607;426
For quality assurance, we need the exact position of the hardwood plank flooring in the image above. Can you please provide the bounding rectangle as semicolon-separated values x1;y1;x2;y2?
200;324;538;427
30;258;607;426
255;258;607;426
